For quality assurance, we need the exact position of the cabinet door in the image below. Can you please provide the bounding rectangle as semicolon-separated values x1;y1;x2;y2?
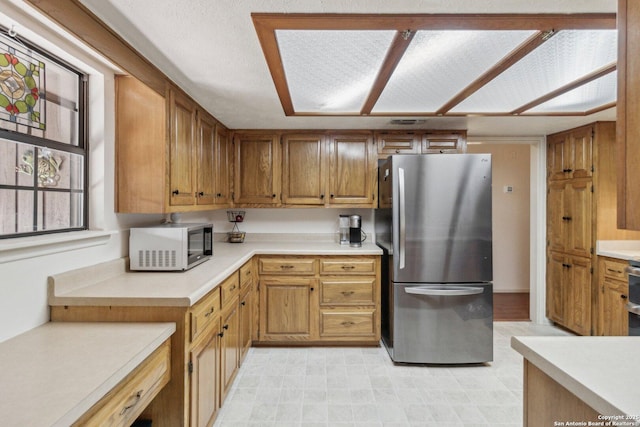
220;302;239;405
196;111;216;206
566;180;593;258
547;132;569;182
422;131;467;154
259;277;317;341
169;89;197;206
233;134;280;205
282;134;326;205
189;318;220;427
618;0;640;230
239;286;253;364
601;277;629;336
546;252;566;325
328;134;375;205
569;125;593;179
547;181;567;253
375;131;420;156
567;256;592;336
214;125;231;206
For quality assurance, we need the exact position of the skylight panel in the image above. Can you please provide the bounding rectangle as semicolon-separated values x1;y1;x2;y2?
276;30;396;113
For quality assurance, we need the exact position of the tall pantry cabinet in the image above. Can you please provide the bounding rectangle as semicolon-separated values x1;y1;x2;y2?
546;122;612;335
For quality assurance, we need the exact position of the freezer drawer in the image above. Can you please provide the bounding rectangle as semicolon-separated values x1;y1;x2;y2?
385;283;493;364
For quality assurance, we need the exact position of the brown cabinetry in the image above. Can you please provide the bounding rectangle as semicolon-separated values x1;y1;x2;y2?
115;76;230;213
233;133;281;205
422;131;467;154
617;0;640;230
328;133;376;205
597;257;629;336
281;134;326;205
256;255;380;344
545;121;638;336
375;131;420;156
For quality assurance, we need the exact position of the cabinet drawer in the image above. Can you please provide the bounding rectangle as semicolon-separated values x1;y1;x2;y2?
240;261;253;290
320;258;376;275
320;310;376;337
259;258;317;275
73;339;171;427
602;259;627;280
220;272;240;308
320;278;375;305
191;288;221;342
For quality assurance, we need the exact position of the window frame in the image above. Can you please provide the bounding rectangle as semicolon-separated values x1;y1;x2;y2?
0;28;89;239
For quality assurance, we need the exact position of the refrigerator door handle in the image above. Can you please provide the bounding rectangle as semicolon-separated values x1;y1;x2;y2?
398;167;406;270
404;286;484;296
626;302;640;316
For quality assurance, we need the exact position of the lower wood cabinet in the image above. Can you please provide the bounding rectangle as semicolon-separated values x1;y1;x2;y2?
546;251;592;335
50;260;254;427
597;257;629;336
256;255;380;345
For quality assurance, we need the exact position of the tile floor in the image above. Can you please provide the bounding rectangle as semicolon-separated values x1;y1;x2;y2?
213;322;572;427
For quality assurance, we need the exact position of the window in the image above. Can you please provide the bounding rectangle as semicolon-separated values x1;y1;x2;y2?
0;29;87;239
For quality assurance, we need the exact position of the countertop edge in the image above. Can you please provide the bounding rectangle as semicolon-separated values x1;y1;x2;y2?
510;336;624;416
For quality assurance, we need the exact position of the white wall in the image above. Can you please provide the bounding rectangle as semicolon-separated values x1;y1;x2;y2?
467;143;531;293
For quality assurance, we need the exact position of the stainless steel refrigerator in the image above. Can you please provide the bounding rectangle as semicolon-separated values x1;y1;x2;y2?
375;154;493;364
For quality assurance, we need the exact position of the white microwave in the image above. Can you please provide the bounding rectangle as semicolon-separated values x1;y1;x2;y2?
129;223;213;271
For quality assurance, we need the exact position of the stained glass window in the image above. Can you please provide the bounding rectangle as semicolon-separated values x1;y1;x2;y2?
0;28;86;238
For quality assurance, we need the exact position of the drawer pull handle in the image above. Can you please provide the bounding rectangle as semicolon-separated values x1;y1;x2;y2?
607;268;623;274
341;265;355;270
230;285;236;291
119;390;143;415
341;321;355;327
204;307;215;317
280;265;294;269
341;291;355;296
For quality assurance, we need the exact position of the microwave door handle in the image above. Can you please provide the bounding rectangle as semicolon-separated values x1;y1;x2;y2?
398;167;406;270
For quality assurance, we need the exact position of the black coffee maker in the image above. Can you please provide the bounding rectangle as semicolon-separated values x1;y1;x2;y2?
349;214;365;247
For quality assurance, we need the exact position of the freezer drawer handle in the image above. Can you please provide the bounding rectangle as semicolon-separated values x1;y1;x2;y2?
404;286;484;296
626;302;640;316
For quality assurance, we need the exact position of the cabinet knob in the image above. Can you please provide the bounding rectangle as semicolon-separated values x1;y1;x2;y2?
241;301;246;306
330;194;335;198
320;194;325;199
310;287;314;291
223;324;229;330
172;189;179;195
272;194;277;198
622;295;628;300
218;332;224;338
198;191;204;197
216;193;222;197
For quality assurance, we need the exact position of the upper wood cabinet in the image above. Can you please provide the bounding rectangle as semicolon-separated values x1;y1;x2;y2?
214;125;232;206
375;131;420;157
281;134;326;205
233;133;281;206
617;0;640;230
169;89;197;206
328;133;376;206
547;125;593;182
115;76;230;213
422;131;467;154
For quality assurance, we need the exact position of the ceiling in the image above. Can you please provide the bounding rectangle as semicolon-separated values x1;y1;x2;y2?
75;0;618;136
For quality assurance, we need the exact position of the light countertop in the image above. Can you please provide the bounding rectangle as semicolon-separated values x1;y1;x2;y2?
0;321;175;427
511;336;640;417
49;239;383;307
596;240;640;261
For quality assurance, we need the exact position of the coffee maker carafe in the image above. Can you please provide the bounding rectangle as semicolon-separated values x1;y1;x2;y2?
349;214;365;247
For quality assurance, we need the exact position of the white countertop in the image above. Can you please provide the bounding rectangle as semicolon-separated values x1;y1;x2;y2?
596;240;640;261
49;240;383;307
511;336;640;417
0;322;175;427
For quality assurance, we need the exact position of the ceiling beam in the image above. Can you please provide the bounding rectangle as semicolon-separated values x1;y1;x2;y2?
510;62;617;114
25;0;167;96
251;13;616;31
360;30;415;115
435;30;550;115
